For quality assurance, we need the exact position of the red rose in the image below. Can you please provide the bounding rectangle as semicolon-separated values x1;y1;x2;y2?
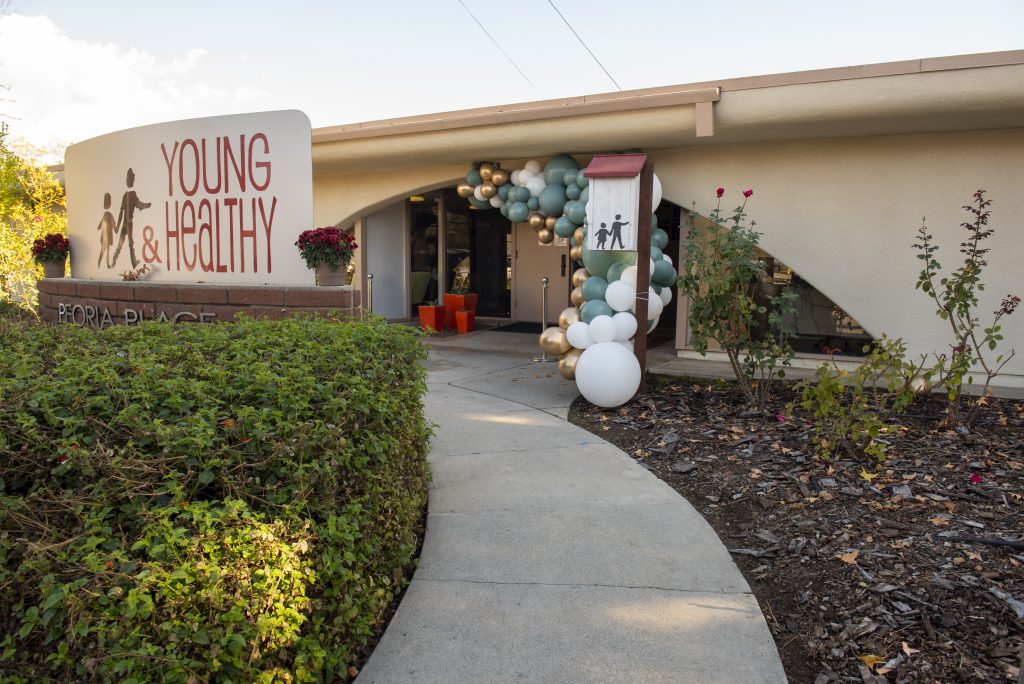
716;187;725;198
743;189;754;198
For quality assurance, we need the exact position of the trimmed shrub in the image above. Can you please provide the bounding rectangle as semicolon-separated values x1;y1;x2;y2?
0;315;431;682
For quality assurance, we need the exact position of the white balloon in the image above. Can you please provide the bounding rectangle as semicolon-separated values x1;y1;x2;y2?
566;321;593;350
525;159;542;173
612;311;638;341
589;315;617;343
618;339;634;351
652;173;663;210
647;315;660;333
510;170;521;186
659;286;672;307
604;280;634;312
650;258;656;275
647;287;664;318
473;185;485;201
518;169;534;185
575;342;642;408
662;254;673;267
527;176;546;197
489;196;503;208
620;265;638;288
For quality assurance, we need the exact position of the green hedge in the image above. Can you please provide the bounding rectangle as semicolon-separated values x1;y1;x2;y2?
0;315;431;683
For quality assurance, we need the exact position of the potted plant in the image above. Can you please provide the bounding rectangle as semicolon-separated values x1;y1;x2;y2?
443;287;478;330
32;233;70;278
418;299;446;333
455;309;475;334
295;226;357;286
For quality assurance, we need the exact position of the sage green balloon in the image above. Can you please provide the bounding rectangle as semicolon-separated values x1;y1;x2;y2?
581;241;635;280
651;227;669;250
566;183;582;200
554;215;575;238
652;283;662;295
653;260;677;286
581;276;608;302
466;169;483;185
561;170;577;187
543;153;579;185
606;261;628;282
576;169;589;187
650;246;663;262
508;202;530;222
581;299;613;323
527;197;540;211
511;186;531;203
580;185;590;203
565;200;587;225
651;213;658;229
539;183;567;216
498;183;512;201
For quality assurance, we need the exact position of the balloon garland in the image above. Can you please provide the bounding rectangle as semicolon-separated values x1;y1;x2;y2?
458;154;677;408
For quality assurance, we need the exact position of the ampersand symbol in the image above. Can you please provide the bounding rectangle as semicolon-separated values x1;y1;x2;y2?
142;225;162;264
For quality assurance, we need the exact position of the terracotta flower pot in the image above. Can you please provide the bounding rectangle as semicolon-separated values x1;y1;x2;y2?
455;309;475;334
443;293;477;329
42;260;66;279
316;262;346;286
418;305;446;333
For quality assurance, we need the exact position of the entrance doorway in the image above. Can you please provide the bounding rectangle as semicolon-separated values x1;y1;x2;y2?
512;223;570;323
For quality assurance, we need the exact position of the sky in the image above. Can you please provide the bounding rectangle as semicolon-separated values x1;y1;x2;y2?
1;0;1022;161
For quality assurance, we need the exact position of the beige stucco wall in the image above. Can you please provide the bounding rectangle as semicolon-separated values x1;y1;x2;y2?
652;128;1024;384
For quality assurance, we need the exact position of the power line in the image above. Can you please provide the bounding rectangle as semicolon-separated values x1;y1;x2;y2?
546;0;622;92
456;0;542;97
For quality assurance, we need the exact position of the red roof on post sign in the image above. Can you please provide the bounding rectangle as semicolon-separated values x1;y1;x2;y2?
583;153;648;178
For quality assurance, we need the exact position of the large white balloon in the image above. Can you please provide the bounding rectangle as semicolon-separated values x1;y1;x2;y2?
630;287;664;318
618;339;634;351
620;265;638;288
604;280;634;312
589;315;617;343
489;196;503;208
659;286;672;307
525;159;542;173
612;311;638;341
575;342;642;408
652;173;663;210
510;170;521;186
527;176;546;197
566;321;593;349
518;169;534;185
473;185;485;201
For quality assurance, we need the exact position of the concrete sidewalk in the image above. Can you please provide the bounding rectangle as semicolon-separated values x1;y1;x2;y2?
357;331;786;683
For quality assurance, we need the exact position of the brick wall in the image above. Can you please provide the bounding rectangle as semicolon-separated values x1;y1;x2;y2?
37;278;360;326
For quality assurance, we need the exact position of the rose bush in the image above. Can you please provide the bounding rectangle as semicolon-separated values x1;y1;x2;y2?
295;227;358;269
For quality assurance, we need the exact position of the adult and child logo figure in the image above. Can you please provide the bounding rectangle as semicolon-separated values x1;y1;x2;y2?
96;168;151;269
594;213;630;249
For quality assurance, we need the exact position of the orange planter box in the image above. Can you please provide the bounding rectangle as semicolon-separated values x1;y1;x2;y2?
443;293;477;329
418;305;446;332
455;309;475;334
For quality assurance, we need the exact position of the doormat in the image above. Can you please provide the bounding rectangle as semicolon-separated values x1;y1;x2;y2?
489;321;544;333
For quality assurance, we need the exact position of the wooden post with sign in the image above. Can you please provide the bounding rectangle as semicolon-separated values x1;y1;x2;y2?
582;153;654;395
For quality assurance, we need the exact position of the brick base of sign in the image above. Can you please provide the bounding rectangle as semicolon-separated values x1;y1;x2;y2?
37;279;360;326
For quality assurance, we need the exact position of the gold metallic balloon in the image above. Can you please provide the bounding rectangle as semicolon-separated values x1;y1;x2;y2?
528;213;545;229
480;181;497;199
570;286;585;306
479;162;494;181
491;169;509;186
539;326;572;356
545;215;557;230
570;245;583;262
573;227;585;245
537;228;554;244
456;183;474;198
571;267;590;288
558;306;581;329
558;347;583;380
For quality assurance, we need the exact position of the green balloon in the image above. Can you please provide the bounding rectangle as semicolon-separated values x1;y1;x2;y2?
581;299;613;323
471;161;482;170
576;169;589;187
467;169;483;185
581;276;608;302
652;283;662;295
511;186;531;203
606;261;628;282
562;170;578;187
543;153;579;184
582;242;635;280
498;184;511;200
565;183;582;200
653;260;677;286
508;202;530;222
650;246;663;262
527;196;540;211
500;202;510;218
565;200;587;225
580;185;590;203
539;183;567;216
553;216;575;238
651;227;669;250
651;213;658;229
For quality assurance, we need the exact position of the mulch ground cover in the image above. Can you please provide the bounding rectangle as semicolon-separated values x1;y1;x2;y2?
569;376;1024;683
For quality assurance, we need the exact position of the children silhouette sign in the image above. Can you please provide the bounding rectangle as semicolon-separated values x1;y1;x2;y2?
584;155;644;252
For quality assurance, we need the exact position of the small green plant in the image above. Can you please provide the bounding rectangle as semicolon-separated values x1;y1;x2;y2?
796;336;928;461
678;188;797;409
914;190;1019;430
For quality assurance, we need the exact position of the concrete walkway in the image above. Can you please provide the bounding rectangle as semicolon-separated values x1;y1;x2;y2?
358;331;786;683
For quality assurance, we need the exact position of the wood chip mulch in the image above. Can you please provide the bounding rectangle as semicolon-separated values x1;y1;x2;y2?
569;377;1024;684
